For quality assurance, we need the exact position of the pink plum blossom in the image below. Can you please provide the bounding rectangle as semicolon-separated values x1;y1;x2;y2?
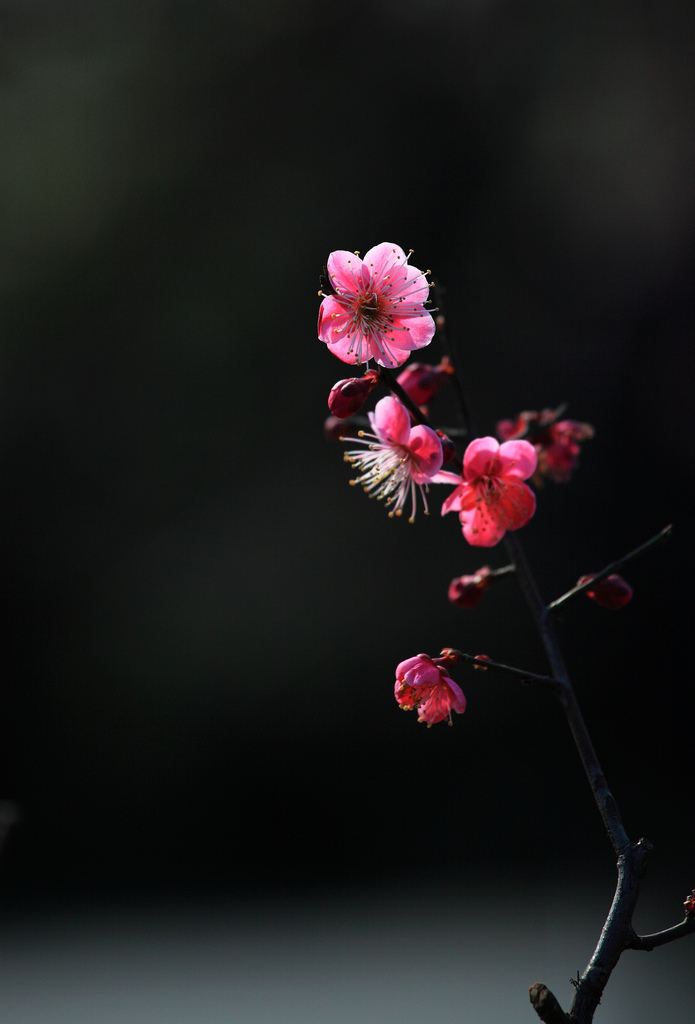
395;653;466;726
318;243;436;368
341;395;443;522
434;437;537;547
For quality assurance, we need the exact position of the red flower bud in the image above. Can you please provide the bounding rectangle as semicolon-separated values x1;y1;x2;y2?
448;567;493;609
327;370;379;418
578;573;633;609
436;430;457;465
684;890;695;917
396;361;451;406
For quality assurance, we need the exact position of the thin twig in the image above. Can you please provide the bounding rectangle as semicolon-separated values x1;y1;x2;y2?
450;651;562;691
626;915;695;951
429;279;471;439
548;525;673;613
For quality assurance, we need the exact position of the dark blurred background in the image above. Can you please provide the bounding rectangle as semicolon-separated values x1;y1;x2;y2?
0;0;693;1017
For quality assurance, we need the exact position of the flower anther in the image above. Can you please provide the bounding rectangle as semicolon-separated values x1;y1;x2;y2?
318;243;436;368
434;437;537;547
395;654;466;727
341;396;443;522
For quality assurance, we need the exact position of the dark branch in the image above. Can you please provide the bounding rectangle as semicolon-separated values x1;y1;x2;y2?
569;840;652;1023
504;531;631;858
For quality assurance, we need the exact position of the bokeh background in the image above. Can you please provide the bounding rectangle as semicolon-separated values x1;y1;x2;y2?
1;0;693;1020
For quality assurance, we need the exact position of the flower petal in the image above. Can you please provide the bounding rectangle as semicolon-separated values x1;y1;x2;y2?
318;294;349;344
462;437;501;480
460;506;508;547
497;439;538;480
418;674;467;723
407;425;444;481
395;655;440;688
390;259;430;305
388;311;436;351
371;396;411;445
362;242;408;284
460;478;536;546
326;250;364;295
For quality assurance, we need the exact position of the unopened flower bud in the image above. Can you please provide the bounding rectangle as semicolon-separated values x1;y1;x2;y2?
327;370;379;418
684;890;695;917
436;430;457;465
396;361;451;406
448;567;493;609
578;573;633;609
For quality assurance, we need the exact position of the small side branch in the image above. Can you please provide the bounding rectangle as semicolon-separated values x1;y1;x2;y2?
627;915;695;951
450;651;563;691
548;525;672;614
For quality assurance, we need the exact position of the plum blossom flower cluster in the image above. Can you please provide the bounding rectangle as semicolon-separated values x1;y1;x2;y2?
497;407;594;484
317;243;618;729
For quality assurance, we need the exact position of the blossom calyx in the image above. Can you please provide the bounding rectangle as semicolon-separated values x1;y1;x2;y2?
327;370;379;418
395;653;466;726
578;573;633;609
436;430;457;465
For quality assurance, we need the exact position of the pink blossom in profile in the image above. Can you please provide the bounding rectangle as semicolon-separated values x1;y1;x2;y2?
318;243;435;368
395;654;466;727
341;395;443;522
434;437;537;547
